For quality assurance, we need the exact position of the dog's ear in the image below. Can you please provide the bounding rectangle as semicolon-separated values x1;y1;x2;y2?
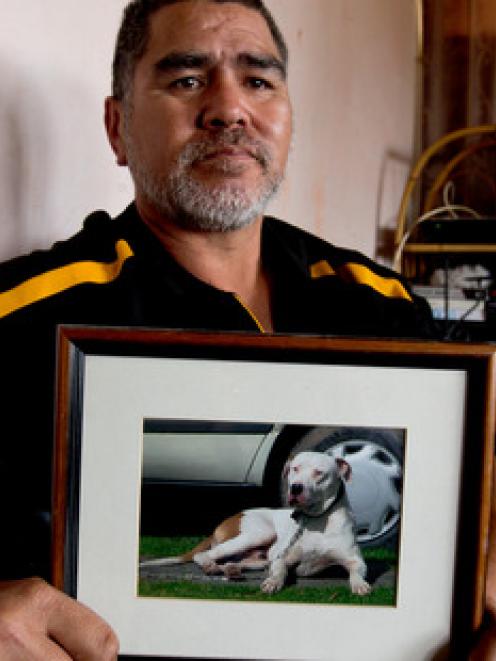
336;458;352;482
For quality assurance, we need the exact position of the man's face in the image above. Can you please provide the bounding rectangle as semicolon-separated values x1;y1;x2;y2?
113;0;292;232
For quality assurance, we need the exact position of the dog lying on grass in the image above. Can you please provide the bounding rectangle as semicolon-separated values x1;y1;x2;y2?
140;451;370;595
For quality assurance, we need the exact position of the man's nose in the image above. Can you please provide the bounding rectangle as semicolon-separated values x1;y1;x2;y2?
198;78;249;130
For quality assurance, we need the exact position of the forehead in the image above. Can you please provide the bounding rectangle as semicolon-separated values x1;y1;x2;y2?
142;1;281;65
291;453;332;471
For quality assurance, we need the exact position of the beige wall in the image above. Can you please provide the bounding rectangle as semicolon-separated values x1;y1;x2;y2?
0;1;417;262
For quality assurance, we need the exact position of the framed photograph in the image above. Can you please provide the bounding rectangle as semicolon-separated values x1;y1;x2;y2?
53;327;496;660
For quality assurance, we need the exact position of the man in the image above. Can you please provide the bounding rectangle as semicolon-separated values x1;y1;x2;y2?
0;1;492;658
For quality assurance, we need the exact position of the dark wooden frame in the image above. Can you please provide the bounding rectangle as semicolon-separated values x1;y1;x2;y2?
52;326;496;660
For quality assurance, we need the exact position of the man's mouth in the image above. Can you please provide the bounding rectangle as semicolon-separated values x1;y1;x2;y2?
178;131;271;172
200;147;255;162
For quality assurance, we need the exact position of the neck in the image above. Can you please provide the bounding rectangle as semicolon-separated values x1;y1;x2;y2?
319;481;346;516
136;200;273;332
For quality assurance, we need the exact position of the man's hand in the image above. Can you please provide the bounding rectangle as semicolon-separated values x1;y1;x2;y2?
0;578;119;660
470;466;496;660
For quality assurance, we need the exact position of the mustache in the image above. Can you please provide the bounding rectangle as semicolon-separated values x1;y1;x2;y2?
176;130;272;171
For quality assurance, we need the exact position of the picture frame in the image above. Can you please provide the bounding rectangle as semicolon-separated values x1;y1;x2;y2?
52;326;496;660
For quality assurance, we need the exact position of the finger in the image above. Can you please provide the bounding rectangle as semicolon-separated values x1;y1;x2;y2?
0;580;68;660
0;635;73;661
486;462;496;616
46;591;119;661
0;578;118;660
470;622;496;661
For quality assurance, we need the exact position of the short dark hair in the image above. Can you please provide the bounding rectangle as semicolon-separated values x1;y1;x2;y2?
112;0;288;101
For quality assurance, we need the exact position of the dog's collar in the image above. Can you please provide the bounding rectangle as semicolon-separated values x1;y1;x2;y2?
291;481;346;522
278;482;347;560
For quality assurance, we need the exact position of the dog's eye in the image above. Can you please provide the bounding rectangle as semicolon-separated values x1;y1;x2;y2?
312;469;323;478
292;466;300;473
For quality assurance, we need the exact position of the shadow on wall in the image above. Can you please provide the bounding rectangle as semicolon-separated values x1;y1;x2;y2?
374;149;411;268
0;57;53;261
0;58;102;263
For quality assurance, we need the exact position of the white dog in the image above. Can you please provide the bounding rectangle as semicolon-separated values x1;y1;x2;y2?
141;451;371;595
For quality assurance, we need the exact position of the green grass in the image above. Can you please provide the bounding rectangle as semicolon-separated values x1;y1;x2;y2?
362;547;397;562
139;580;395;605
138;536;397;606
140;535;202;558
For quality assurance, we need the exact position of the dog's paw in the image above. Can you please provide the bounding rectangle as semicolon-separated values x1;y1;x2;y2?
223;563;243;580
194;553;222;575
350;576;371;596
196;558;222;576
261;576;284;594
203;560;223;575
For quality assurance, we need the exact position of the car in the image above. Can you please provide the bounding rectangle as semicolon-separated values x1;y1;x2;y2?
141;420;403;547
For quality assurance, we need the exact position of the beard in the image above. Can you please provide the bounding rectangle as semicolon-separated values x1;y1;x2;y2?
126;129;283;232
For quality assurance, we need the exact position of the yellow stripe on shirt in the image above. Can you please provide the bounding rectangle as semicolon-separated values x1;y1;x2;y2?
310;259;412;301
0;239;134;319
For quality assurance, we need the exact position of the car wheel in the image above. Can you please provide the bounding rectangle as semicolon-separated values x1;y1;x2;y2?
264;425;404;548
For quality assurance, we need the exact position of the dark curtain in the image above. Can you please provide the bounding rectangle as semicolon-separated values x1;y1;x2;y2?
421;0;496;215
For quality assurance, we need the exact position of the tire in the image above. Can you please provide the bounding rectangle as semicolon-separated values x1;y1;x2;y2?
263;425;404;548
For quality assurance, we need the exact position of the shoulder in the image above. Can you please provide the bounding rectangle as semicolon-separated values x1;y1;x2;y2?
0;209;134;321
263;216;437;338
263;216;414;302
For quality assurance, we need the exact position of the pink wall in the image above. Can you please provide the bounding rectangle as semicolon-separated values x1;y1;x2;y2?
0;1;417;262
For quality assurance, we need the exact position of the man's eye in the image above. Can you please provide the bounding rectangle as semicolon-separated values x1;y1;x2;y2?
170;76;202;90
247;77;273;90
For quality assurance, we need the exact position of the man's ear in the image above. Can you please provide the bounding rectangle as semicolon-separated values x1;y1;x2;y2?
104;96;128;166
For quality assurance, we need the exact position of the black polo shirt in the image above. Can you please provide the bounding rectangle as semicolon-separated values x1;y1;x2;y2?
0;203;434;578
